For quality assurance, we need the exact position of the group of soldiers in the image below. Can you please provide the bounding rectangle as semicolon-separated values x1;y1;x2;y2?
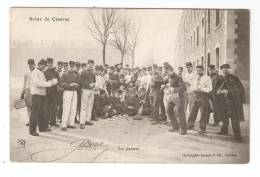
21;57;246;142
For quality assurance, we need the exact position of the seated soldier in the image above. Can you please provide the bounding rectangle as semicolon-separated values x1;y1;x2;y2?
99;90;113;118
124;89;140;116
110;90;126;116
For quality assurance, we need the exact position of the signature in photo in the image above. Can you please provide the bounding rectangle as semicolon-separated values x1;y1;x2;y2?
30;139;109;162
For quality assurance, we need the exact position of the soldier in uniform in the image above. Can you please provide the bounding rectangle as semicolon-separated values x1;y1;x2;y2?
214;64;245;142
21;59;35;126
44;58;60;127
60;61;80;131
207;65;220;126
75;62;81;123
56;61;64;122
63;62;69;74
164;64;187;135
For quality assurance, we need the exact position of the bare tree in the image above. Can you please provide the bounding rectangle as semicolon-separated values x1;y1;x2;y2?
111;16;131;66
87;9;118;65
127;22;140;68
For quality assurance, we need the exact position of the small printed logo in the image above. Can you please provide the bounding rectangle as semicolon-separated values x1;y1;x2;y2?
17;139;26;148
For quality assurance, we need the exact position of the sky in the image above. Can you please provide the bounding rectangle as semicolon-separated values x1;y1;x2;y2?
10;8;182;77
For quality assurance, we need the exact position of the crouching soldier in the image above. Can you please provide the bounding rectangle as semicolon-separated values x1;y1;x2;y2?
99;90;113;118
124;90;139;117
60;61;80;131
165;65;187;135
215;64;245;142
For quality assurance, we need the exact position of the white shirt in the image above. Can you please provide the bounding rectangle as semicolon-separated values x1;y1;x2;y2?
30;69;52;95
190;74;212;93
183;71;196;93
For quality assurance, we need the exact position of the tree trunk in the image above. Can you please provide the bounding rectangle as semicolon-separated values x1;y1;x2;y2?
132;56;134;68
102;43;106;65
121;54;124;66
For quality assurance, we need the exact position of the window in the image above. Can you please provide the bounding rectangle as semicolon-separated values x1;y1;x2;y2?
215;47;220;69
201;56;204;68
207;52;211;66
202;17;205;26
194;31;196;47
207;10;211;34
196;26;200;46
216;10;220;26
191;36;193;49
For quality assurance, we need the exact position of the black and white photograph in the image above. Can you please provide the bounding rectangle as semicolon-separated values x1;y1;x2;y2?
9;7;250;163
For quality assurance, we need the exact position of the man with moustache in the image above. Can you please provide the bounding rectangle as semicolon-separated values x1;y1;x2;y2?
214;64;245;142
30;59;57;136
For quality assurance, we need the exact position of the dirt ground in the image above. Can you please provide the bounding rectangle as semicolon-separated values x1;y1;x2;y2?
10;102;250;163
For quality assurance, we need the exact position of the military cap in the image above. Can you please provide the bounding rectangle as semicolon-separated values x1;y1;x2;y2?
38;59;47;65
76;62;81;66
185;62;193;67
69;61;75;65
46;58;54;63
57;61;63;65
88;60;94;64
63;62;68;66
220;64;231;69
81;63;86;67
196;65;204;70
178;66;183;70
208;65;216;70
27;59;35;65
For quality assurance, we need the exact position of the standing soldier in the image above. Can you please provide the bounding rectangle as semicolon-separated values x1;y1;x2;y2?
60;61;80;131
215;64;245;142
80;60;96;129
150;65;165;124
165;65;187;135
63;62;69;74
178;67;184;78
56;61;64;122
21;59;35;126
183;62;196;115
57;61;63;78
30;59;56;136
75;62;81;122
44;58;60;127
187;65;212;134
207;65;220;126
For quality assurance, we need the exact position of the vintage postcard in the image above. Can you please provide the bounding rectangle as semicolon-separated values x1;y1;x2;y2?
10;7;250;163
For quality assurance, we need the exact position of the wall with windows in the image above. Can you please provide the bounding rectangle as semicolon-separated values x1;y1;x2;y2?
174;9;249;102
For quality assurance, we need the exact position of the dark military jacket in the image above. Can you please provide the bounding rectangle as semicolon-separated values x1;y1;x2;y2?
214;74;245;121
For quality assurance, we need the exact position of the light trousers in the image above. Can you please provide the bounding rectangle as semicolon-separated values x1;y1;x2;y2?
61;90;77;128
80;89;95;124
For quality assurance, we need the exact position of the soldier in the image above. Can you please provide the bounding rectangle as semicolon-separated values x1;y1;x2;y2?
215;64;245;142
183;62;196;115
178;67;184;78
187;65;212;134
207;65;220;126
80;60;96;129
165;65;187;135
75;62;81;123
57;61;63;78
21;59;35;126
30;59;56;136
63;62;69;74
44;58;60;127
56;61;64;122
80;63;87;74
60;61;80;131
150;65;166;124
